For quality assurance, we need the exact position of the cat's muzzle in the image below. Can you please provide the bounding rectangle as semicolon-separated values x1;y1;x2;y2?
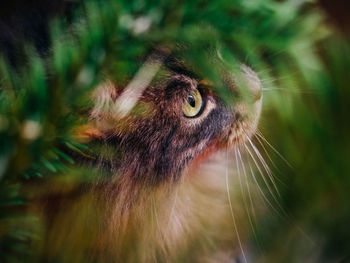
227;65;263;146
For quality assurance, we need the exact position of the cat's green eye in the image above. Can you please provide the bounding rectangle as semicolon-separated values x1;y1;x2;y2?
183;89;203;118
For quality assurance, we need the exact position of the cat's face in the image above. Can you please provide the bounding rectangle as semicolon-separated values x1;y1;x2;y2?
88;53;262;184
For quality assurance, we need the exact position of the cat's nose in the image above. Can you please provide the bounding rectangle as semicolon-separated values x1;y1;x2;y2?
241;65;262;102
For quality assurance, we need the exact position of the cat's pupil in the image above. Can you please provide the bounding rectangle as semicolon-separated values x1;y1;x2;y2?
187;94;196;107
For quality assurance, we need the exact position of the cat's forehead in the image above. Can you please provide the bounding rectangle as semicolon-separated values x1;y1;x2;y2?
164;74;198;95
163;55;199;80
143;57;201;100
159;51;234;97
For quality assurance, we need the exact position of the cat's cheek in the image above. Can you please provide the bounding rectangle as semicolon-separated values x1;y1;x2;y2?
186;139;224;172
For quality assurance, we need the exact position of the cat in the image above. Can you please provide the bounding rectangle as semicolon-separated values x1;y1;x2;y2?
33;48;263;262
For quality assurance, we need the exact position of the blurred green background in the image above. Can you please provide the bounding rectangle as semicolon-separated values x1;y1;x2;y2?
0;0;350;262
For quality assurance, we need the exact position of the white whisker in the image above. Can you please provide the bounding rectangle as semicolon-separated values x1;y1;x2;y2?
236;147;260;249
244;143;288;218
234;147;246;197
255;68;273;76
254;133;288;187
254;133;278;170
167;187;179;230
237;148;257;222
260;78;279;85
245;151;285;218
256;131;293;169
152;195;161;233
244;143;278;203
261;87;318;94
226;147;248;263
246;137;280;197
248;135;313;248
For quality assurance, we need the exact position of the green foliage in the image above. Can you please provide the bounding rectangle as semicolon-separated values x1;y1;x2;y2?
256;37;350;262
0;0;349;262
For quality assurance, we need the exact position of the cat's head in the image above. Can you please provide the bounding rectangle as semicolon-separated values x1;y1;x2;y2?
85;50;262;184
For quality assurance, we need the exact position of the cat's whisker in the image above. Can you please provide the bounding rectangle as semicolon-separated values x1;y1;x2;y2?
244;141;314;246
234;147;246;198
261;87;316;94
246;137;280;197
237;148;257;222
245;139;315;246
167;187;179;231
254;133;278;170
245;148;285;218
226;147;248;263
244;143;289;218
260;78;279;85
255;67;273;76
260;69;299;83
234;148;252;224
152;195;161;233
235;147;260;248
149;195;155;233
256;131;293;169
254;133;288;187
244;143;279;204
